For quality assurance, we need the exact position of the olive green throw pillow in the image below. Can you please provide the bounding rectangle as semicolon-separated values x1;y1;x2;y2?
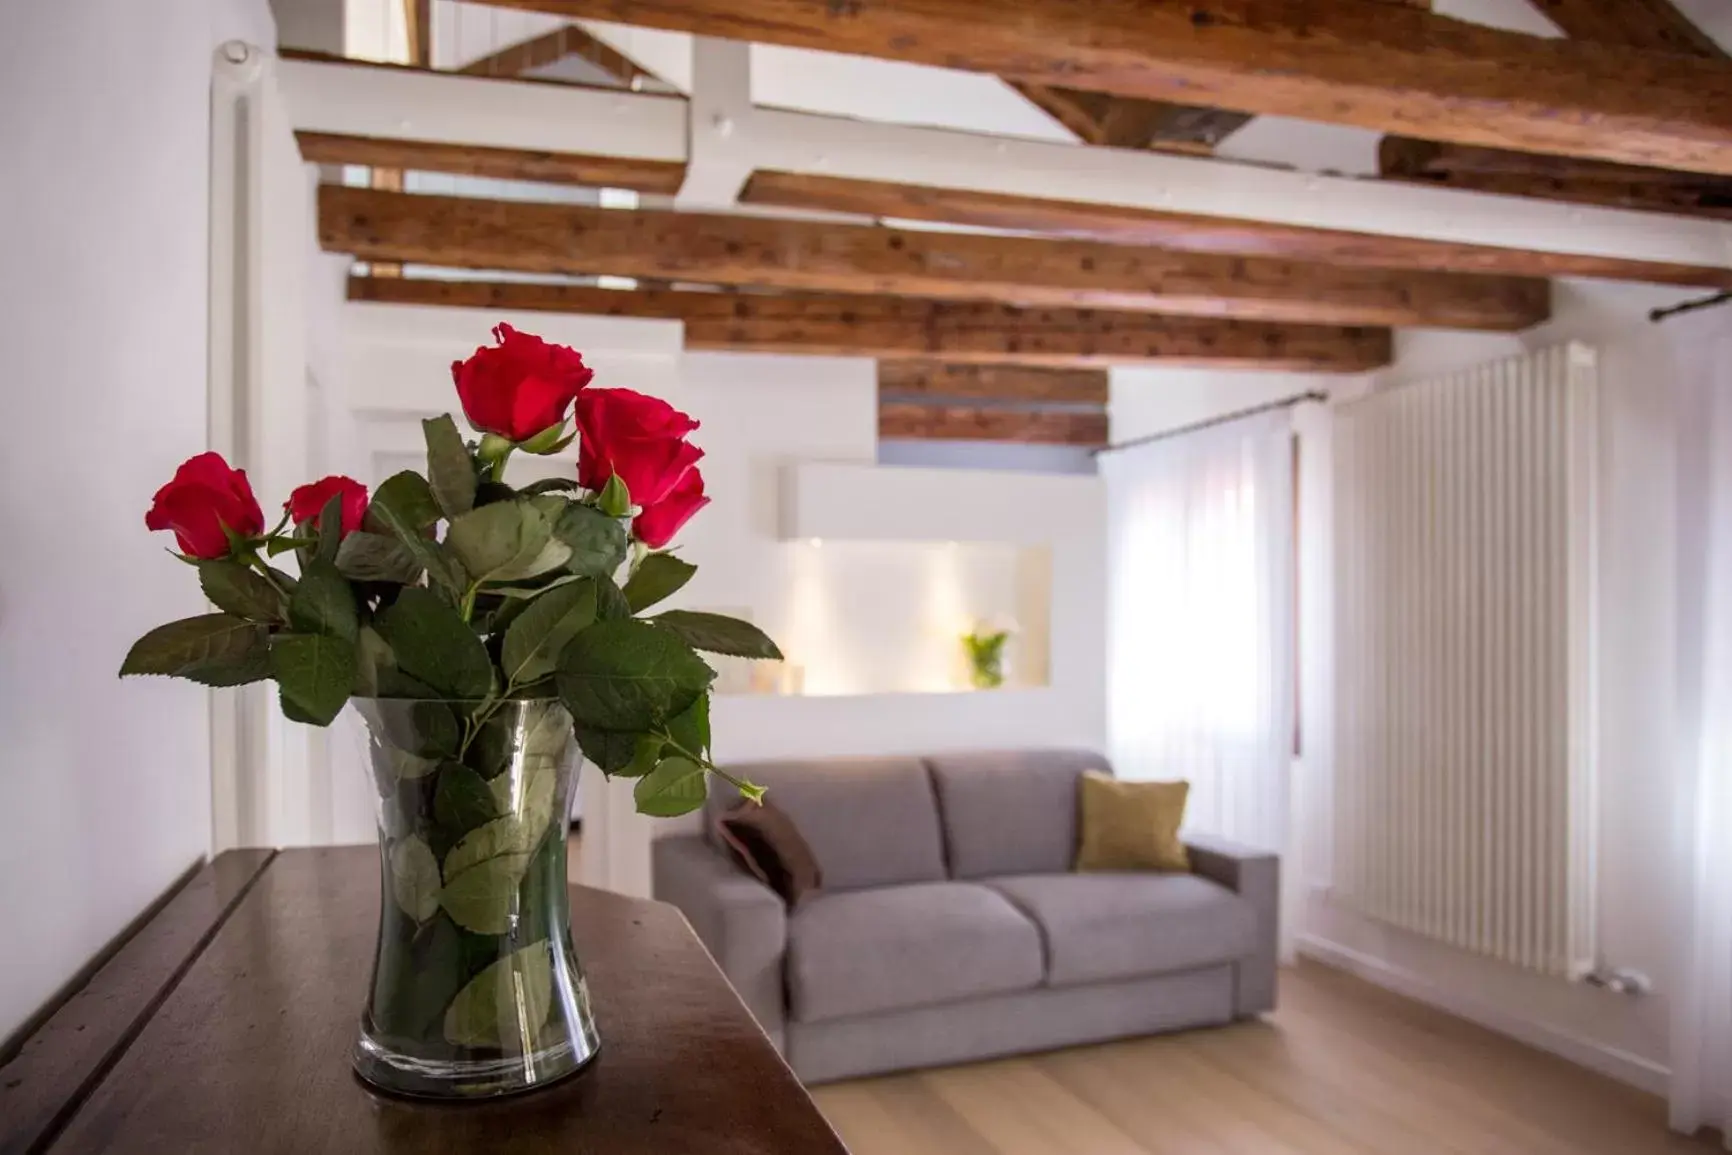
1074;772;1191;873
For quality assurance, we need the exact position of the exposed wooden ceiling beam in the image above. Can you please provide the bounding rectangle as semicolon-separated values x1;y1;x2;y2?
1380;0;1732;217
295;132;688;194
346;276;1392;372
1530;0;1724;57
738;172;1732;290
1379;137;1732;221
879;402;1108;447
469;0;1732;174
1010;83;1247;154
319;186;1549;330
878;362;1108;406
402;0;431;66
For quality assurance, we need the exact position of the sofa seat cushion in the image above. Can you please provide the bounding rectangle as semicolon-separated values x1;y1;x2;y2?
986;872;1258;988
787;883;1044;1023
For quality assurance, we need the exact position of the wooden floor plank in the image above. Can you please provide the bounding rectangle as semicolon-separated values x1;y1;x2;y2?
811;961;1716;1155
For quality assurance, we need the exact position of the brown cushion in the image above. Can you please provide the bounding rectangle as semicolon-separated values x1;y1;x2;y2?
717;799;824;906
1074;772;1191;873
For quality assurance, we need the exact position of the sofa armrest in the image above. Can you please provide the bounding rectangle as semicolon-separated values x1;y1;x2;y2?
652;834;788;1048
1185;832;1279;1016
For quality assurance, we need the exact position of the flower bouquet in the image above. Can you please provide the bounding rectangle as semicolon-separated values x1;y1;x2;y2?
120;324;779;1098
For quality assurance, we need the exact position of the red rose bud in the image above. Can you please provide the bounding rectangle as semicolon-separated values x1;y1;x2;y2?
633;468;709;549
144;452;266;560
451;323;594;443
574;388;703;510
285;475;369;537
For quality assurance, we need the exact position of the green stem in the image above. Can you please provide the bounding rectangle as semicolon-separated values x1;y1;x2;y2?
456;694;500;759
246;551;292;600
657;734;765;802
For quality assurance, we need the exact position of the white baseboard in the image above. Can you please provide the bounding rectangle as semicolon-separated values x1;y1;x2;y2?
1296;934;1670;1097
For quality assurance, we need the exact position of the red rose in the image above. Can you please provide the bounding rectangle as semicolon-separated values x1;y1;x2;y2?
144;452;265;560
451;323;594;442
633;468;710;549
285;476;368;537
574;388;702;509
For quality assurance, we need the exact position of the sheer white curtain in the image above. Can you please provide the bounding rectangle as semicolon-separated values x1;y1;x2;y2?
1672;314;1732;1146
1101;409;1296;952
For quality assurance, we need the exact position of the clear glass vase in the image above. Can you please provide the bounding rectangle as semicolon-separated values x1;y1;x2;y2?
351;697;600;1099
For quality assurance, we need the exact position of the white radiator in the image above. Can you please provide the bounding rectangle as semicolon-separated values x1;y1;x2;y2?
1331;344;1599;978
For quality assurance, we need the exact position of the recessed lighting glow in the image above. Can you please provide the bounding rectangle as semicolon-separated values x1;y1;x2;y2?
809;538;823;548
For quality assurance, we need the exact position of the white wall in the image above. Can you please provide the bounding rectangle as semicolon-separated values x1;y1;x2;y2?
1110;365;1360;444
0;0;275;1043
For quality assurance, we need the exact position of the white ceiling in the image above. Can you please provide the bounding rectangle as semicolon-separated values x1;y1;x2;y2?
428;0;1732;180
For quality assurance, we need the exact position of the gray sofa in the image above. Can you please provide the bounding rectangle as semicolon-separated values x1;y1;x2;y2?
653;749;1279;1084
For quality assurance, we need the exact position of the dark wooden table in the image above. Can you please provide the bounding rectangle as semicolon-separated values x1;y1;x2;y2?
1;848;847;1155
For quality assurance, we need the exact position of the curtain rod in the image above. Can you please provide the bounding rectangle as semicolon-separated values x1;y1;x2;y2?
1650;290;1732;324
1093;391;1328;456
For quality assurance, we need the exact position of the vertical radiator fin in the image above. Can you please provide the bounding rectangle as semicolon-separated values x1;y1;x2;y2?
1332;345;1598;978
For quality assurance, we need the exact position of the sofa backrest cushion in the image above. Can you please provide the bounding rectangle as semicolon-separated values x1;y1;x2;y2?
926;749;1113;879
706;756;946;891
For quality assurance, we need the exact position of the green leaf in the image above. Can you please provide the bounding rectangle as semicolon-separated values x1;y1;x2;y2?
315;493;344;565
359;698;462;759
443;813;548;883
336;531;424;585
198;560;281;622
495;535;572;584
445;501;533;581
666;692;710;760
623;552;696;613
594;574;631;622
269;633;357;726
120;614;270;686
550;503;629;579
442;942;552;1049
373;588;493;700
501;581;598;688
423;414;477;520
633;755;708;818
439;852;532;935
519;477;580;496
487;755;561;841
493;573;584;600
364;471;463;594
388;836;441;922
610;734;665;779
363;470;440;536
351;625;394;697
435;762;498;835
287;557;358;642
387;748;440;780
370;913;464;1043
652;610;784;660
574;727;639;774
555;618;714;732
597;472;632;518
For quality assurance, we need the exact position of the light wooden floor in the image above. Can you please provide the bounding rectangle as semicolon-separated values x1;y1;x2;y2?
810;961;1717;1155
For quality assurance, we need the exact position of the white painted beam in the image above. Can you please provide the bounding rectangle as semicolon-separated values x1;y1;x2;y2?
275;53;688;163
746;108;1732;271
675;36;754;208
